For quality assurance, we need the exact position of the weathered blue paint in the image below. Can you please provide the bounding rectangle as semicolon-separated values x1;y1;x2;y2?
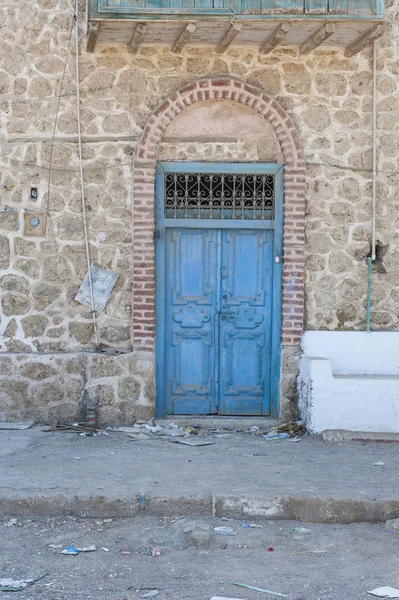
155;162;283;418
91;0;383;17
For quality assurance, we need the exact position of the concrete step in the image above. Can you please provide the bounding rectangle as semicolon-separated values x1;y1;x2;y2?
322;429;399;442
156;416;281;430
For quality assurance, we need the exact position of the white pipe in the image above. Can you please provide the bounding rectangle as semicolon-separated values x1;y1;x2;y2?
371;40;377;262
75;0;99;348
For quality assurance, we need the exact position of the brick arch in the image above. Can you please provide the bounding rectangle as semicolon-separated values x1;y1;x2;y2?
133;76;306;352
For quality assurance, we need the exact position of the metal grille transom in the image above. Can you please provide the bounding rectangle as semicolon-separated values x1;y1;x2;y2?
165;172;274;220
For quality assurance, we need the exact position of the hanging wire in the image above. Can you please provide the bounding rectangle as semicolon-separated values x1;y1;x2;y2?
75;0;99;349
45;7;77;222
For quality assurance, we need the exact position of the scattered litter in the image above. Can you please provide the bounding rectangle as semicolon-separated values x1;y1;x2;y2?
293;526;312;534
368;588;399;598
4;518;21;527
385;518;399;531
104;518;113;523
249;426;260;433
373;461;385;466
0;421;34;430
42;421;97;435
48;544;62;549
214;527;236;536
142;591;160;598
221;517;234;522
263;432;291;440
267;547;274;552
152;548;162;557
264;421;304;440
77;545;97;552
211;596;246;600
101;547;110;552
127;433;151;441
232;582;288;598
117;427;143;433
0;575;48;592
120;550;133;556
61;546;80;555
241;523;250;529
286;550;327;556
166;438;215;447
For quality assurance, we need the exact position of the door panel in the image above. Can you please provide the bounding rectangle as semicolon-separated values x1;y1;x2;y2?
165;228;218;415
219;229;273;415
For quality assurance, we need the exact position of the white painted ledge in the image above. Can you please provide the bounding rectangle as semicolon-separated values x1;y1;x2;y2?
299;332;399;434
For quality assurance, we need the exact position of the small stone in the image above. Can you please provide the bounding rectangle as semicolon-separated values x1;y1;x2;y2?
0;235;10;269
186;58;210;75
0;208;19;231
91;356;122;378
47;327;65;338
14;238;37;256
386;518;399;531
2;293;30;316
118;377;139;401
19;361;57;380
0;357;13;375
32;282;62;308
21;315;48;337
101;324;130;344
35;57;64;74
247;70;281;96
4;319;17;338
102;114;130;134
69;322;94;344
283;63;311;95
43;255;72;283
303;105;331;132
188;525;213;548
1;275;29;294
14;259;40;279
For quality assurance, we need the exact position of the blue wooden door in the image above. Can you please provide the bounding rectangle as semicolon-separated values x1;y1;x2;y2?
156;163;283;418
164;228;218;415
219;229;273;415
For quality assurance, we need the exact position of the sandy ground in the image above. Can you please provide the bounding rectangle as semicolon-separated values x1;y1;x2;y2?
1;514;399;600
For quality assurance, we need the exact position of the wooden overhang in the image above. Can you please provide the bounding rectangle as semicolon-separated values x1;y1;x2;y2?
87;0;384;55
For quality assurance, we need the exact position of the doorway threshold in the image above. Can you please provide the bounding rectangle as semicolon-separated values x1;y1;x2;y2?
156;416;281;431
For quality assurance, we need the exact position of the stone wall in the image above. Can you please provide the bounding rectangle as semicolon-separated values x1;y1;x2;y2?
1;0;399;422
0;351;154;425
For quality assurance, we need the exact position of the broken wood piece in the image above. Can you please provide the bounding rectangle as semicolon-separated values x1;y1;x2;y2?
259;22;290;55
165;438;216;446
172;22;197;53
0;421;34;430
128;23;147;54
300;22;335;55
216;22;242;54
86;23;99;53
344;24;384;57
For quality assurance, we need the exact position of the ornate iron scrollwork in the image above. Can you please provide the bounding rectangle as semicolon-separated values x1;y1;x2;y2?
165;172;274;220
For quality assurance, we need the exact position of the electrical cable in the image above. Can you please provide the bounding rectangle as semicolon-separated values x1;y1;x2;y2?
75;0;99;349
45;8;76;222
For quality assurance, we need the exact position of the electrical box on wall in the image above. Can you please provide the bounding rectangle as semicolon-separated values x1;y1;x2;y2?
24;212;46;237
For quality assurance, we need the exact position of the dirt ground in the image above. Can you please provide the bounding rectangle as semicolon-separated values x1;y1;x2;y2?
1;514;399;600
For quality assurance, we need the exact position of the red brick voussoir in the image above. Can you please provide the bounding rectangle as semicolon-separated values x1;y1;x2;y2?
133;77;306;350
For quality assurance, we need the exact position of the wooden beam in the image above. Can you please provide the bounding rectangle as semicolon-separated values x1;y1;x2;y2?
344;24;384;57
216;22;242;54
259;22;291;55
300;22;335;55
86;23;99;53
172;22;197;54
128;23;147;54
